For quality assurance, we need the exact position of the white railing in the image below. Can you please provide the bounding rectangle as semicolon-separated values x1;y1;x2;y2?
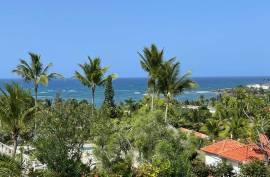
0;141;46;171
0;141;14;156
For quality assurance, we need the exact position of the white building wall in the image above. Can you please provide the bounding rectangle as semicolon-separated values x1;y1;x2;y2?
204;153;241;174
229;160;241;173
205;153;222;166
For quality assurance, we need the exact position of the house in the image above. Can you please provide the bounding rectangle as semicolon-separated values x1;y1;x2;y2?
201;137;270;173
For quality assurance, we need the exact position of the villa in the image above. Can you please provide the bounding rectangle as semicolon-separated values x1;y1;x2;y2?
201;135;270;173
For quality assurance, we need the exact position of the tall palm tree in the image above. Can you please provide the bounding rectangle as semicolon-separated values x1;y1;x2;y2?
139;44;164;111
158;59;196;122
0;83;35;156
74;57;116;114
13;52;62;106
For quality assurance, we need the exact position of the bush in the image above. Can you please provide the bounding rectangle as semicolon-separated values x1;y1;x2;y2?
210;161;235;177
192;160;210;177
240;160;268;177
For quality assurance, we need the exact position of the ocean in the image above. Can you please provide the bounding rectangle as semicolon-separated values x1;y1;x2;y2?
0;77;268;105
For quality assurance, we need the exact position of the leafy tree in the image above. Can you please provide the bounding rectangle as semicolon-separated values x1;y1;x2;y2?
150;140;195;177
136;162;160;177
130;110;170;160
34;100;92;177
93;110;133;176
129;110;196;176
158;59;196;122
102;75;117;118
191;160;210;177
13;52;62;106
0;154;22;177
139;44;164;111
74;57;116;114
0;83;35;156
240;160;269;177
210;161;235;177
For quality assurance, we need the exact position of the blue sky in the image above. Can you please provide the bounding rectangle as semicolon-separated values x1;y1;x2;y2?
0;0;269;78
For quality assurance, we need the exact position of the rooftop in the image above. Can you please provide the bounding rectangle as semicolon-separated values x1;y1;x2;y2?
201;139;243;154
180;127;209;139
201;137;270;163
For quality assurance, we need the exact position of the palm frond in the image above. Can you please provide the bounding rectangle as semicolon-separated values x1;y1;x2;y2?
74;71;91;87
48;73;63;80
38;74;49;86
0;83;34;146
42;63;53;74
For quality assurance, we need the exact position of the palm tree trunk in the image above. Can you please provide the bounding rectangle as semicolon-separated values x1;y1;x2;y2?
165;102;168;123
34;83;38;137
151;92;154;111
91;87;95;115
12;132;19;157
164;95;170;123
151;83;156;111
34;84;38;106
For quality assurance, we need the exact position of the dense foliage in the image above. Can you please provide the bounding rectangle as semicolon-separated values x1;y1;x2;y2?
0;45;270;176
0;154;22;177
240;160;270;177
34;100;92;177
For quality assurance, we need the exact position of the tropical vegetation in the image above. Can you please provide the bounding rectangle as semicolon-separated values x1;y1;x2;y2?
0;45;269;177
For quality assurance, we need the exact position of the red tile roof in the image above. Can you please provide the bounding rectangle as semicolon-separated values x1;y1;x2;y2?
220;144;265;162
201;138;270;163
201;139;243;154
180;127;209;139
260;134;270;146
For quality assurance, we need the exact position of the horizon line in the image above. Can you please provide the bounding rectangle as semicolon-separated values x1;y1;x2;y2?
0;75;270;80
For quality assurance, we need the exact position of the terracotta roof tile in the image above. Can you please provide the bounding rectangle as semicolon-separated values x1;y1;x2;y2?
220;144;265;162
201;139;243;154
201;138;270;163
260;134;270;146
179;128;209;139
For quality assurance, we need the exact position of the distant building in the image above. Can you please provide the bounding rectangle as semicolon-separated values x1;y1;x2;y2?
247;84;270;90
181;105;216;114
201;137;270;173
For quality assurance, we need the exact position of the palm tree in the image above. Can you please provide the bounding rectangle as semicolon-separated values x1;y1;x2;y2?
139;44;164;111
75;57;116;114
200;118;225;140
13;52;62;106
0;83;35;156
122;98;139;116
225;116;249;139
158;59;196;122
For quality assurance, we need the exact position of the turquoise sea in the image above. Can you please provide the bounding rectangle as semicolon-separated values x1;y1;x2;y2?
0;77;269;105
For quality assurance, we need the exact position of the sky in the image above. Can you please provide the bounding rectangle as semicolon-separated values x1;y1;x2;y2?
0;0;269;78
